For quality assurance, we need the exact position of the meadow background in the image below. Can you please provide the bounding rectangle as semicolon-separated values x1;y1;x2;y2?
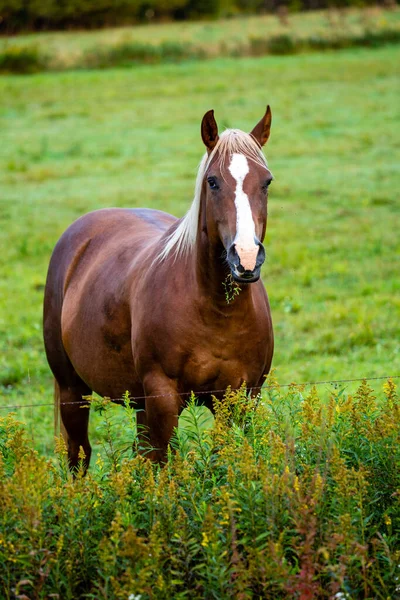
1;13;399;454
0;6;400;598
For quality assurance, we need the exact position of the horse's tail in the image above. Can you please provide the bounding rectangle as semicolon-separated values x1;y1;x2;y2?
54;379;67;443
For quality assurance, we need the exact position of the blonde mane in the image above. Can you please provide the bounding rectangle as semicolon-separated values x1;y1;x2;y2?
157;129;268;263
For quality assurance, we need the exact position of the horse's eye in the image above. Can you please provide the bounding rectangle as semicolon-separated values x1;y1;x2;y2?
262;178;273;192
207;177;219;191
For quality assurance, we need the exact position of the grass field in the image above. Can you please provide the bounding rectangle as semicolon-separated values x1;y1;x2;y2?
1;7;399;72
0;44;400;459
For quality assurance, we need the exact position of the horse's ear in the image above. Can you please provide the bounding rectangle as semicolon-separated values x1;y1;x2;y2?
201;109;219;152
250;105;272;147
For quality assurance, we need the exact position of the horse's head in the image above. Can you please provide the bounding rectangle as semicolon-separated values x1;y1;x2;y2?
201;107;272;283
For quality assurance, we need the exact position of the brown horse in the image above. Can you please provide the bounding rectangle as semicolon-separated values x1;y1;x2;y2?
43;107;274;470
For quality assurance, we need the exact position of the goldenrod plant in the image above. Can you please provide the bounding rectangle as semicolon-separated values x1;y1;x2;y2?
1;379;399;598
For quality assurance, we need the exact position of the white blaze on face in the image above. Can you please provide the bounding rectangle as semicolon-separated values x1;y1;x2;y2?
228;153;258;272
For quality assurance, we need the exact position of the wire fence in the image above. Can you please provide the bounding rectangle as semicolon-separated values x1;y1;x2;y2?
1;374;399;412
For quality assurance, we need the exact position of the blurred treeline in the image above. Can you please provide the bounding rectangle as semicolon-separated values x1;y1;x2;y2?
0;0;392;34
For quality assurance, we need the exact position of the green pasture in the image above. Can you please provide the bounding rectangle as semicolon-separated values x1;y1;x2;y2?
0;44;399;457
1;7;397;56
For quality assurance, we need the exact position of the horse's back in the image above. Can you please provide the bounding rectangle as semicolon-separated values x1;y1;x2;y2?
57;207;174;254
47;207;175;288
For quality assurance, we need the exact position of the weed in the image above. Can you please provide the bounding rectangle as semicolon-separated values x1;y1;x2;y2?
222;274;241;304
0;381;399;597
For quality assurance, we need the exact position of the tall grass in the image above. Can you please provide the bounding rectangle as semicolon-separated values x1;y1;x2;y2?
1;7;400;73
1;379;399;598
0;45;47;74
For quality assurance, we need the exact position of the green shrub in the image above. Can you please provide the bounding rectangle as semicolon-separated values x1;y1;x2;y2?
159;40;199;61
267;34;297;55
0;45;46;74
1;380;399;598
83;42;161;68
249;33;299;57
354;28;400;48
81;40;203;69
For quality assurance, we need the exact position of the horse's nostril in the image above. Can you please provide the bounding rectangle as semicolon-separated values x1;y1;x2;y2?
227;243;240;266
256;242;266;266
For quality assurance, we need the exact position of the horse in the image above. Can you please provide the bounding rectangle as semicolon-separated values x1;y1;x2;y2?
43;106;274;470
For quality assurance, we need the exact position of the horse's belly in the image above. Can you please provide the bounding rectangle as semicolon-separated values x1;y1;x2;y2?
77;352;143;401
65;334;142;400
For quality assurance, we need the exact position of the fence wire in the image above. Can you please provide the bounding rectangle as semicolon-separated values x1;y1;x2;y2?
0;374;399;412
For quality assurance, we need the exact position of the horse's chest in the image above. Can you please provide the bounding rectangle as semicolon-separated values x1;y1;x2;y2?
136;290;272;393
182;326;267;391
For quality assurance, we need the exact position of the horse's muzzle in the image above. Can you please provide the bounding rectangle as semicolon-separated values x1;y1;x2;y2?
227;241;265;283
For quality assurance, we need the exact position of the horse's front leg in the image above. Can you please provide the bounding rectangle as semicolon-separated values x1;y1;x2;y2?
142;373;183;463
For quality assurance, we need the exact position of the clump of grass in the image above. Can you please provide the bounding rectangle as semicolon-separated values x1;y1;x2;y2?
0;45;47;74
83;42;161;68
353;27;400;48
267;34;297;55
0;379;399;598
82;40;203;69
222;273;241;304
249;26;400;58
0;365;25;387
